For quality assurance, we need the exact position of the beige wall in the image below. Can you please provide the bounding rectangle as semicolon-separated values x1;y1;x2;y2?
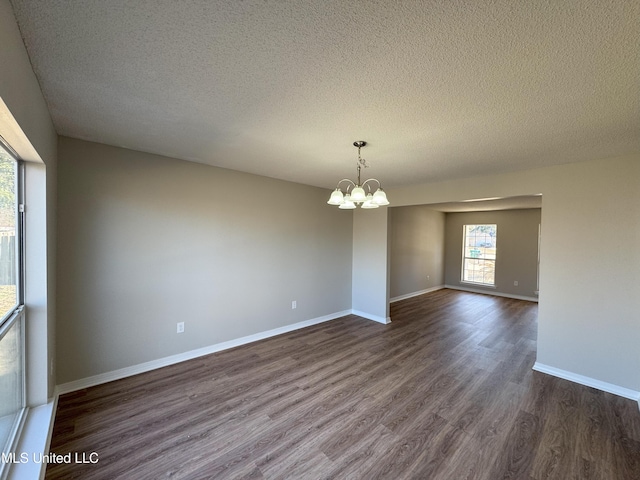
1;0;58;402
389;206;445;299
352;208;390;323
536;158;639;390
384;154;640;392
56;137;353;383
444;209;541;298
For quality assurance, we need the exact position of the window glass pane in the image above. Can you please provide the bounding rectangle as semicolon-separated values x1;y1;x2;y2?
0;147;17;320
0;317;22;453
462;224;497;286
463;258;495;284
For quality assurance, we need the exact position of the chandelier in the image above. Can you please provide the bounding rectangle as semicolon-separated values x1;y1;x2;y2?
327;141;390;209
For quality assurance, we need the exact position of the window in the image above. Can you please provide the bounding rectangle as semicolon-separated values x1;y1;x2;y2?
0;140;24;463
462;224;497;286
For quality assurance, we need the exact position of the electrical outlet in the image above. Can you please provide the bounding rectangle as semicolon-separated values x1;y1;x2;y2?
177;322;185;333
426;275;430;280
514;281;519;286
292;300;297;309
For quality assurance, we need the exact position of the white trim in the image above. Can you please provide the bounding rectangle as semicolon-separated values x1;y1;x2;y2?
351;310;391;324
390;285;445;303
5;395;57;480
57;310;351;395
39;390;59;480
444;284;538;302
533;362;640;403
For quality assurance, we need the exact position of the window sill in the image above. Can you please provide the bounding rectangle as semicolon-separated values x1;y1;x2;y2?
6;399;57;480
460;281;496;289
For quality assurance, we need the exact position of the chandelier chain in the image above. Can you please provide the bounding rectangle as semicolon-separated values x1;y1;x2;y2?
357;145;369;169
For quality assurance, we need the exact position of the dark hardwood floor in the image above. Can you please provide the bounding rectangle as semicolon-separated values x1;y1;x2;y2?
46;289;640;479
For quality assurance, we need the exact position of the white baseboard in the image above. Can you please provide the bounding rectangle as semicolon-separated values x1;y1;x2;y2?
390;285;445;303
57;310;351;395
533;362;640;405
351;310;391;324
444;284;538;302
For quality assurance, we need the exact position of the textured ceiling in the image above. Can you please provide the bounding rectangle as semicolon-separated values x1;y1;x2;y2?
10;0;640;189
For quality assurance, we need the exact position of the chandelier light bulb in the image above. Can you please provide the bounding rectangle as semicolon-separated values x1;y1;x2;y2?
350;186;366;203
327;188;344;205
371;188;389;205
361;193;379;209
339;194;356;209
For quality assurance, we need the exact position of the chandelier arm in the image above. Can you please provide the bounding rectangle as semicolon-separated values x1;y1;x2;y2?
362;178;381;192
336;178;356;192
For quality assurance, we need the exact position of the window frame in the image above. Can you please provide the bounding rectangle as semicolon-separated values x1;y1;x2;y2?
0;137;24;319
461;224;498;287
0;136;26;472
0;308;26;461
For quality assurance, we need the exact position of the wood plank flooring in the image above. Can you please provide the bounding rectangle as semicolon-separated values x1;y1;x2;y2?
45;289;640;479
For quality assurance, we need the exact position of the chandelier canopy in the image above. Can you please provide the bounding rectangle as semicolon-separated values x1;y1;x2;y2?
327;141;390;209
